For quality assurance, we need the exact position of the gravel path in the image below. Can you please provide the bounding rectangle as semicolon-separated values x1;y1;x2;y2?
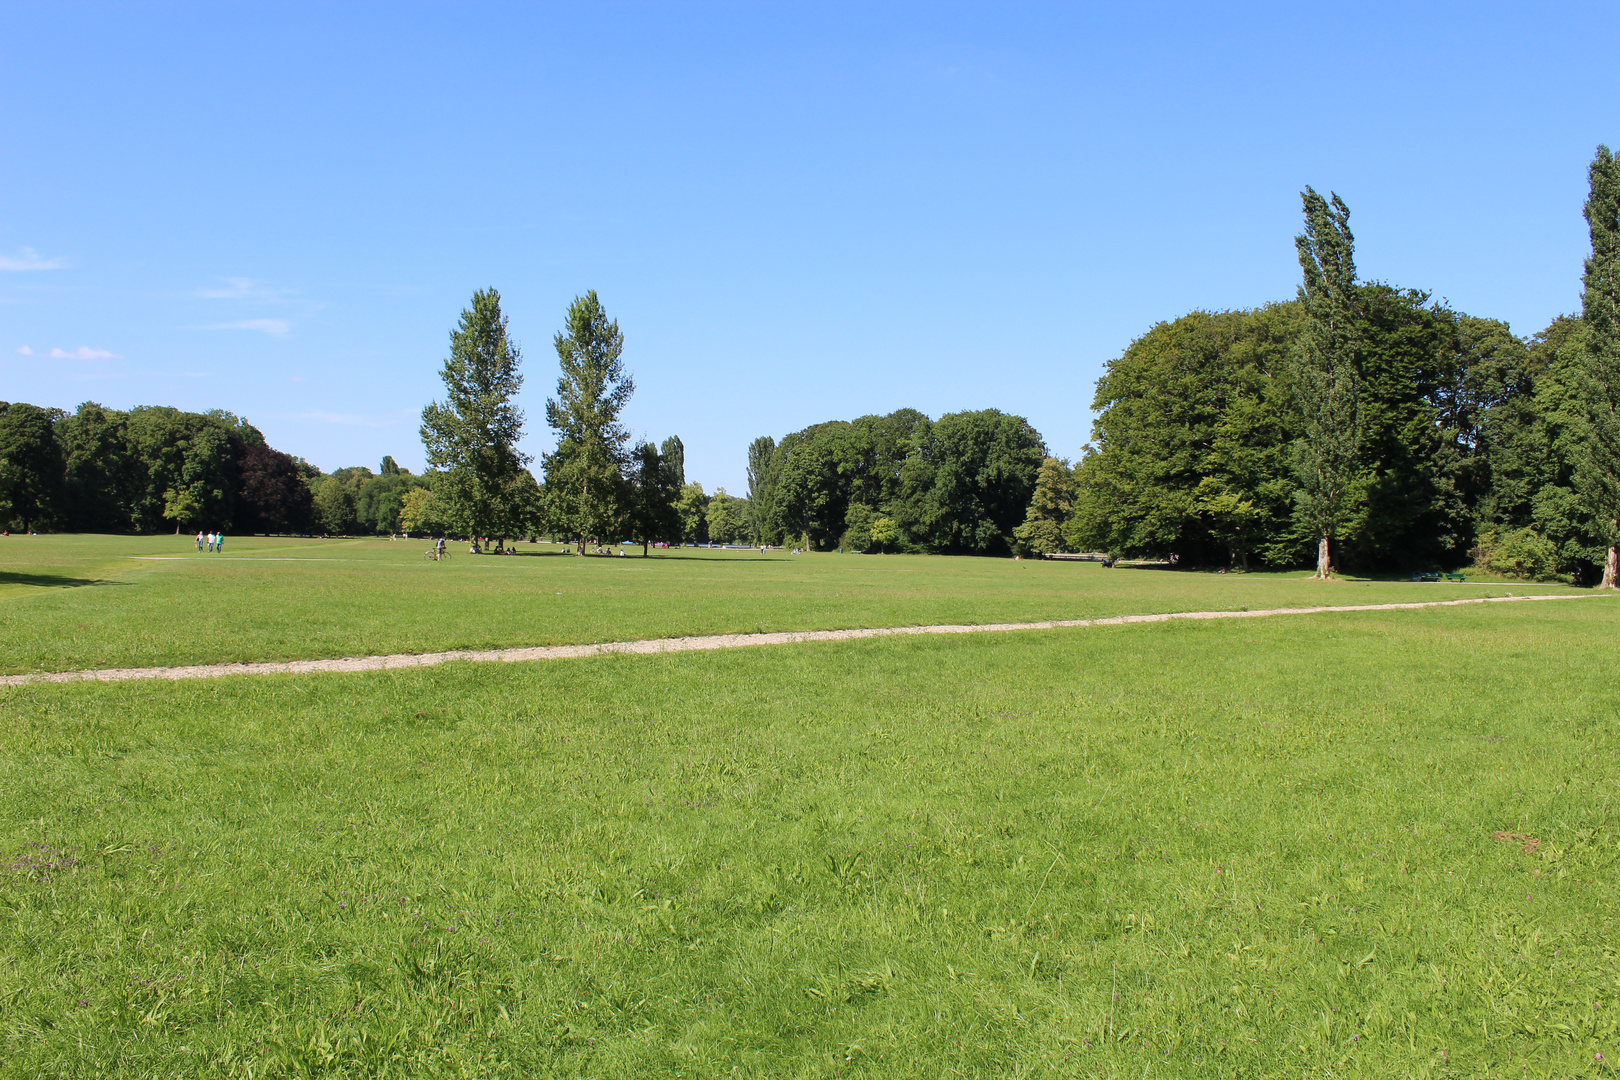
2;591;1608;687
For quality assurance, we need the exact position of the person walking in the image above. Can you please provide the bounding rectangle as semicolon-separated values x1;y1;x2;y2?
215;532;224;554
196;530;204;552
205;531;214;553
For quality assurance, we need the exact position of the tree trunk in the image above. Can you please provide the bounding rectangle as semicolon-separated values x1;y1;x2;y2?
1602;542;1618;589
1316;536;1330;579
643;540;649;557
579;473;590;556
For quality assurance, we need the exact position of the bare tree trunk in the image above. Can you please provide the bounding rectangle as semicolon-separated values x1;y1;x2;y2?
1316;536;1330;579
578;474;590;555
1602;542;1618;589
643;540;649;557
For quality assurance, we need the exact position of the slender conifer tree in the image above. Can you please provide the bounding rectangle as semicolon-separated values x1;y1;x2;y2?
1575;145;1620;588
1292;187;1364;578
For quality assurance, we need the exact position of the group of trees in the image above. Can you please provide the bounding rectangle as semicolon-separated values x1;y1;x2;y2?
1054;147;1620;583
740;408;1047;554
0;400;450;539
0;402;318;535
308;457;436;536
416;289;691;552
11;147;1617;584
416;289;1053;557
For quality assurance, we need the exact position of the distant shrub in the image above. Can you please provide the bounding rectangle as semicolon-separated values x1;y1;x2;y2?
1471;527;1563;582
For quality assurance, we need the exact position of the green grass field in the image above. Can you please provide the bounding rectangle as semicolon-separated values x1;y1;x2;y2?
0;533;1579;676
2;537;1617;1077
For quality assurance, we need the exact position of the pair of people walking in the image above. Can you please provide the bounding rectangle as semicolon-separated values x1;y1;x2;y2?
194;530;226;553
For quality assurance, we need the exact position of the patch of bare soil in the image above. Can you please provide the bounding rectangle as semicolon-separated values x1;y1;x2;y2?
1494;831;1541;855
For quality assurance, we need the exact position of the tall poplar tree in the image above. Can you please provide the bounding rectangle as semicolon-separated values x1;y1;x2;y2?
420;289;530;545
659;435;685;493
543;291;633;554
1292;187;1364;578
746;435;777;544
1574;145;1620;588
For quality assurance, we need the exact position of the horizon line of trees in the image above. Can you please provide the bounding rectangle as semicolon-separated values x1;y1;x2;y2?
8;147;1616;587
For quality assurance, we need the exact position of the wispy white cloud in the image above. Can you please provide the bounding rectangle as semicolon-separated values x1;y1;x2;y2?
196;277;292;300
50;345;122;360
200;318;291;336
16;345;33;356
0;247;67;271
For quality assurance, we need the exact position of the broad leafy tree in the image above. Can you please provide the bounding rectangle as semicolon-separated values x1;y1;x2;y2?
1067;307;1300;564
543;291;633;553
706;488;746;544
628;441;681;555
894;410;1045;555
56;402;139;532
0;403;65;532
676;482;710;544
312;475;359;534
237;443;315;534
421;288;532;547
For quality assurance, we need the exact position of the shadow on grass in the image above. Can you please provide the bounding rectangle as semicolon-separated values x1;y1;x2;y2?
485;549;787;564
0;571;123;589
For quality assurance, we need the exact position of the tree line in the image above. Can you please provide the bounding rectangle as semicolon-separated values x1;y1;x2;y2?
410;289;1057;557
0;396;486;538
7;145;1615;585
0;402;321;535
737;408;1048;554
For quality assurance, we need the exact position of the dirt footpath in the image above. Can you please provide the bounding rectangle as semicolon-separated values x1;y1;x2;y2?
1;592;1607;687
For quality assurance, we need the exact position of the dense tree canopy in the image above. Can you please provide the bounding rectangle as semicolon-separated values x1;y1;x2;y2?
1573;145;1620;586
421;288;532;545
0;402;316;536
543;291;634;552
747;407;1042;555
0;403;65;534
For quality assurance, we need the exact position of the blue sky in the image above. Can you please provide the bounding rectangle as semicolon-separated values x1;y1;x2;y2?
4;2;1617;492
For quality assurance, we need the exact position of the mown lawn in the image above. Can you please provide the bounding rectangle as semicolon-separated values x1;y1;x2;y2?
0;533;1578;675
2;598;1616;1077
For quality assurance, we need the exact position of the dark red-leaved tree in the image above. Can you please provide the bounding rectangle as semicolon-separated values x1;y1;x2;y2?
236;443;315;535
